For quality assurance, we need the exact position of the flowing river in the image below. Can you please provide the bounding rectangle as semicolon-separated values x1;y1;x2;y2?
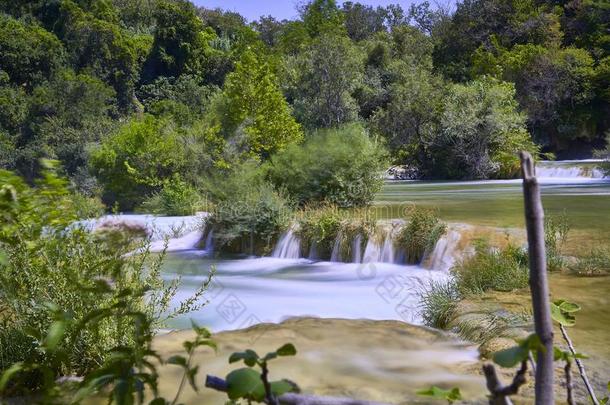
93;160;609;402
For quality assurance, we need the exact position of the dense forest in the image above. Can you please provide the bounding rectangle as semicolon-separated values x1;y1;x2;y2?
0;0;608;214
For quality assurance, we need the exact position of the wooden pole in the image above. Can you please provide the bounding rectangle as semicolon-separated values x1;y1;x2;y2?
519;152;554;405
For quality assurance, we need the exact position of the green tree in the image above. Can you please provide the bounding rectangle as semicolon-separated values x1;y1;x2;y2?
220;49;303;160
57;0;150;110
299;0;345;38
143;0;218;82
90;114;187;209
266;124;388;207
430;78;538;179
290;33;363;128
0;15;65;89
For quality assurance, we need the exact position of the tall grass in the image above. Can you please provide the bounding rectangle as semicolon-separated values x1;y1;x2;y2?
395;206;446;264
453;241;529;294
418;280;460;329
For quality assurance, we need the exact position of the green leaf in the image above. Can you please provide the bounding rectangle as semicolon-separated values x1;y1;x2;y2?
416;386;462;403
276;343;297;356
225;368;264;400
0;363;24;391
166;355;187;368
229;350;259;367
551;302;576;326
270;380;297;396
554;300;581;313
43;320;66;351
493;345;529;368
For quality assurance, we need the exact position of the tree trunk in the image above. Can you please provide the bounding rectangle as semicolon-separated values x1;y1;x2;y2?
520;151;554;405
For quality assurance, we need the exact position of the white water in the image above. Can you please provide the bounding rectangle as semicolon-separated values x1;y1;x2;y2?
166;255;449;331
82;213;208;252
272;227;301;259
352;234;362;263
330;231;343;262
424;230;463;272
536;160;605;179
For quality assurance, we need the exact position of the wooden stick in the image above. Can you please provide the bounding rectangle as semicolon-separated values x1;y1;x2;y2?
205;375;390;405
560;324;600;405
520;152;554;405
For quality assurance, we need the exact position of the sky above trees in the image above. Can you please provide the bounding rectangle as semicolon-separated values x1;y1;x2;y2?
194;0;453;22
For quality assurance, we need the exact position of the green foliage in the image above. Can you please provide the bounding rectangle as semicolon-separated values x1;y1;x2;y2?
220;49;303;160
206;161;293;254
550;299;581;327
416;386;462;404
493;333;543;368
140;176;203;216
57;0;149;110
225;344;299;403
395;206;446;264
267;124;388;207
288;32;363;128
143;0;218;82
544;212;570;272
432;78;539;179
0;167;209;395
453;240;529;294
0;14;65;88
418;280;460;329
90;114;187;210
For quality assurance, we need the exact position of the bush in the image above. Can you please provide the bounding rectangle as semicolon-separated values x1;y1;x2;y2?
453;241;529;294
205;161;294;255
395;206;446;264
545;212;570;271
140;176;204;216
418;280;460;329
0;167;206;392
266;123;388;207
90;114;188;210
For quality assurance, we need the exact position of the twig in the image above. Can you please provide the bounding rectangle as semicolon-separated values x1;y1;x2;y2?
205;375;390;405
483;361;528;405
565;361;575;405
559;324;600;405
520;151;554;405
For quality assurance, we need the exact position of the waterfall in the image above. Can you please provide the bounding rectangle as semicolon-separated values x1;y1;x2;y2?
351;234;362;263
380;233;395;263
308;240;318;260
536;160;605;179
204;230;214;253
425;230;462;272
330;231;343;262
362;235;382;263
272;228;301;259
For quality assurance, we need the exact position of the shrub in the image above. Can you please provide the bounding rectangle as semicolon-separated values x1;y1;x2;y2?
545;212;570;271
90;114;188;210
418;280;460;329
453;241;529;294
140;175;204;216
205;161;294;255
0;166;207;392
266;123;388;207
395;206;446;264
568;248;610;276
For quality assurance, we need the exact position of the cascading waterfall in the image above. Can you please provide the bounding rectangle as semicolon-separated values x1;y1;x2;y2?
272;227;301;259
267;221;466;272
536;160;605;179
351;234;362;263
204;229;214;253
424;230;462;272
330;231;343;262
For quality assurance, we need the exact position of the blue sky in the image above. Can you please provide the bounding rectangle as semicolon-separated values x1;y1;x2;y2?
192;1;436;22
